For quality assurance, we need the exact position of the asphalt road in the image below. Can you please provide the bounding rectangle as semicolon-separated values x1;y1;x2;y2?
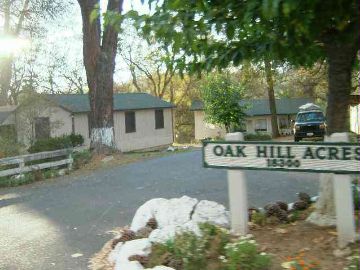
0;149;319;270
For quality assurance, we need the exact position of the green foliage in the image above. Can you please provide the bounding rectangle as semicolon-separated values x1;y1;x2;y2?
145;223;270;270
245;132;272;141
28;134;84;153
127;0;358;74
68;134;84;146
201;73;247;132
73;150;92;169
0;173;34;188
224;237;271;270
0;137;24;158
251;211;267;226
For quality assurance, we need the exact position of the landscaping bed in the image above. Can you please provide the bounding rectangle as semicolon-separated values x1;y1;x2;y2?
90;195;359;270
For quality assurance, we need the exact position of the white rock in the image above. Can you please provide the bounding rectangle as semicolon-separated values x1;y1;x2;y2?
149;226;177;243
130;196;198;232
58;169;67;176
149;221;201;243
167;146;175;152
108;243;124;264
192;200;230;228
102;155;114;163
333;247;352;258
115;261;143;270
145;266;175;270
130;198;168;232
109;239;151;269
154;196;198;228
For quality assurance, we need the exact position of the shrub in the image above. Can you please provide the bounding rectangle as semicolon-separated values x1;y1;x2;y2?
145;223;270;270
28;134;84;153
245;132;272;141
73;150;92;169
223;236;271;270
0;137;24;158
69;133;84;146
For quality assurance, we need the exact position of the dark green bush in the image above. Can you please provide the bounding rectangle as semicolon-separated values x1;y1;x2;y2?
28;134;84;153
69;133;84;146
245;132;272;141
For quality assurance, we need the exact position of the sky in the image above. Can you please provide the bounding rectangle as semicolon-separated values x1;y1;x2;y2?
43;0;150;84
0;0;151;88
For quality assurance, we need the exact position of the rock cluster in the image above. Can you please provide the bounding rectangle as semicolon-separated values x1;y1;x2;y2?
107;196;230;270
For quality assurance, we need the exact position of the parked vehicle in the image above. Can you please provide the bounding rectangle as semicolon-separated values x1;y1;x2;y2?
293;103;326;142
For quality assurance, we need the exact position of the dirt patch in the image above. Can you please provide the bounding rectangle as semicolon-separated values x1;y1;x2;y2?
251;219;358;270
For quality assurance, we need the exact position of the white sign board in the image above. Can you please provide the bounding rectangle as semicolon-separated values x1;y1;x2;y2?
203;141;360;174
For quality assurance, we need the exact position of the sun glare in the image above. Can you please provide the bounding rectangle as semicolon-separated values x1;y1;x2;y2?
0;36;29;57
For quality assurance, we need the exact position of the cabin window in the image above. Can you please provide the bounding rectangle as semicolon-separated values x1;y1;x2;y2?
34;117;50;139
125;111;136;133
254;119;267;132
155;109;164;129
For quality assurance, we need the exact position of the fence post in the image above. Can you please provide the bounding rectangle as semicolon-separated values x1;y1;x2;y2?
68;150;73;171
19;158;25;178
225;132;248;235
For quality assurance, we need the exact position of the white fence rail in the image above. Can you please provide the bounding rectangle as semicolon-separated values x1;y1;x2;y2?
0;149;73;178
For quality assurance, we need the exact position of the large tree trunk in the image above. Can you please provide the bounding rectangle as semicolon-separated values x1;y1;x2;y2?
325;44;355;134
307;40;357;226
78;0;123;153
264;59;280;138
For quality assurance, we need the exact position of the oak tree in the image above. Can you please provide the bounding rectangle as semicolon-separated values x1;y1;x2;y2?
77;0;123;152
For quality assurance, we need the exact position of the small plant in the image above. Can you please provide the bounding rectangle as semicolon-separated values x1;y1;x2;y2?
73;150;92;169
245;132;272;141
145;224;270;270
282;252;320;270
223;235;271;270
344;253;359;270
251;211;267;226
69;133;84;146
0;173;35;188
28;134;84;153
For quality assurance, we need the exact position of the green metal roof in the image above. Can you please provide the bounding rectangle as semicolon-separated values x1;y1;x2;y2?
46;93;174;113
190;97;314;115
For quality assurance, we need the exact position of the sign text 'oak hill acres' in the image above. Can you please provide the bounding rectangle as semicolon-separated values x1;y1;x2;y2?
202;141;360;174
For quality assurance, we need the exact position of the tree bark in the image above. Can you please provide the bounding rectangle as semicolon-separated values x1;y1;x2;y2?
78;0;123;153
307;35;358;226
264;59;280;137
325;43;356;134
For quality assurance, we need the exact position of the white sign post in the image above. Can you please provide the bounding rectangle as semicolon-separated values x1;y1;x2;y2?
202;133;359;246
226;132;248;235
330;133;356;248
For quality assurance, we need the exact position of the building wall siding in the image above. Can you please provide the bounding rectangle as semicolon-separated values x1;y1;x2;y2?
114;108;173;152
74;113;91;146
16;106;72;146
194;111;295;140
194;111;225;140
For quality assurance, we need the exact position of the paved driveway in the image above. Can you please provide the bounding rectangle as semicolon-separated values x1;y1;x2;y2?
0;150;319;270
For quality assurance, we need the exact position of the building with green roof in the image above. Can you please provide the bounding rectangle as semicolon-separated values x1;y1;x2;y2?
9;93;175;152
190;97;313;139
